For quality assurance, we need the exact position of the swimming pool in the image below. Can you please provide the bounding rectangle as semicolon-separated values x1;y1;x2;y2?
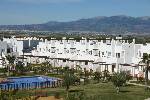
0;76;60;90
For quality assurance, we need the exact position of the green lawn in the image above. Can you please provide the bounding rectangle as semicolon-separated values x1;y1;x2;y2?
14;82;150;100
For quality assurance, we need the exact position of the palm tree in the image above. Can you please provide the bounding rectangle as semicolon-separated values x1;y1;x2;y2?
103;70;110;81
25;63;32;72
63;70;76;99
75;65;82;78
140;53;150;90
94;71;102;83
63;71;75;91
15;61;25;75
55;67;60;75
1;57;6;68
89;69;93;78
40;62;49;75
75;65;82;73
6;55;16;76
83;68;90;84
58;67;64;75
111;71;127;93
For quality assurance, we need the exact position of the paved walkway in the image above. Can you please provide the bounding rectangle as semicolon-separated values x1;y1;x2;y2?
127;82;150;88
38;96;63;100
145;98;150;100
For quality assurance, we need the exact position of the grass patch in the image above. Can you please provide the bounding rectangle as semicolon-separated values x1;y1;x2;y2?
14;82;150;100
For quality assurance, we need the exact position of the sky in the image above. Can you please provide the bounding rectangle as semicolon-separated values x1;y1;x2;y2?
0;0;150;25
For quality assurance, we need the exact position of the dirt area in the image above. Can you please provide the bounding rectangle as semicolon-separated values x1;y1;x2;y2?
37;96;63;100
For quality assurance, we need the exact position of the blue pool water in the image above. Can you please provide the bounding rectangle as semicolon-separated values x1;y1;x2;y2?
0;76;58;90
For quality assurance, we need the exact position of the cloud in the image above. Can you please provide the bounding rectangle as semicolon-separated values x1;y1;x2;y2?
6;0;83;4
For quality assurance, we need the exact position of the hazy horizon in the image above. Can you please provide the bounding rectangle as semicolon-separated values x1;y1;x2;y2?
0;0;150;25
1;15;150;25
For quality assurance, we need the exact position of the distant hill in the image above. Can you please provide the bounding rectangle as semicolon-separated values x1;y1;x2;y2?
1;15;150;34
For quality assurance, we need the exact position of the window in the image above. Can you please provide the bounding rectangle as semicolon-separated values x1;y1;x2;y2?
85;61;88;65
139;51;141;57
116;53;120;58
7;48;11;53
99;51;101;57
2;49;5;52
108;52;111;56
122;51;125;57
51;49;55;53
102;52;104;55
63;60;66;62
112;65;115;72
89;51;92;55
66;50;69;53
76;40;80;42
103;40;106;43
93;49;98;56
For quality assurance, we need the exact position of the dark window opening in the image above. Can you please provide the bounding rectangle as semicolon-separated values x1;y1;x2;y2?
7;48;11;53
112;65;115;72
116;53;120;58
85;61;88;65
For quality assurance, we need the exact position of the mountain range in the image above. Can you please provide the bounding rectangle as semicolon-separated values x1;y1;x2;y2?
1;15;150;34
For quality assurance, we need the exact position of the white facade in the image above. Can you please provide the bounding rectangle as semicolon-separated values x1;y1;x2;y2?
1;36;150;79
3;36;23;55
30;37;149;76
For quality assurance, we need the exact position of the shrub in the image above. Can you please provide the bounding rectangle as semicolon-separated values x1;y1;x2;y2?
111;71;127;93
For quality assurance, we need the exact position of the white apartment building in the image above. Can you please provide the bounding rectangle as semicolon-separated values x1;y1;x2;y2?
0;36;150;79
29;37;150;79
0;36;41;68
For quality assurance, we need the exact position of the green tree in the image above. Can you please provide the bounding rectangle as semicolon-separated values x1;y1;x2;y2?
6;55;16;76
111;72;127;93
75;65;82;73
40;62;49;75
141;53;150;90
63;70;76;99
103;70;110;81
94;72;102;83
83;68;90;84
15;61;25;75
63;71;76;91
6;55;16;64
